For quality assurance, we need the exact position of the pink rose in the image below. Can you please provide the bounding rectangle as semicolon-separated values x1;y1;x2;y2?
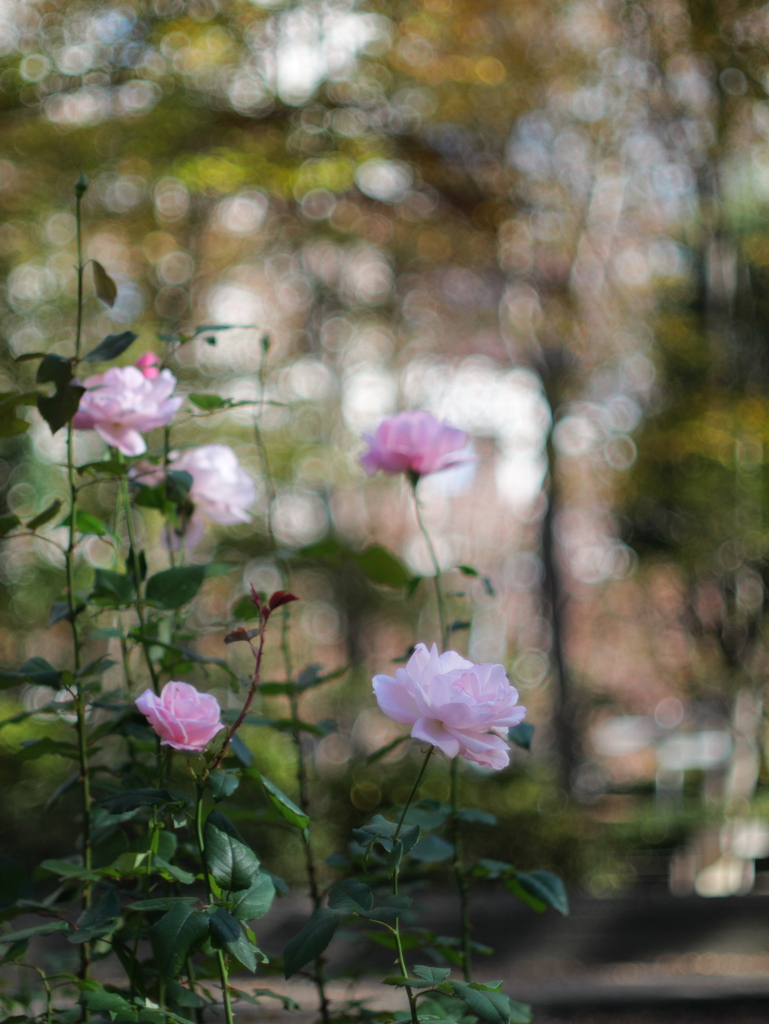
372;643;526;770
135;681;225;752
173;444;256;526
135;353;162;379
360;410;473;478
73;365;183;456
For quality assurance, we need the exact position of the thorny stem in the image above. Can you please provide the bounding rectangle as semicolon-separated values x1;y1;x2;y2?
410;479;449;652
211;628;266;771
195;786;235;1024
392;745;434;1024
450;758;472;981
67;175;92;989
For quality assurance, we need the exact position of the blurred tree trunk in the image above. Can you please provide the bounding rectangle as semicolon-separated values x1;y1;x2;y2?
540;355;580;795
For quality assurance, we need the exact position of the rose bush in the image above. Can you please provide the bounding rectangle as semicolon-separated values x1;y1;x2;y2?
373;642;526;769
360;409;473;478
135;680;226;752
73;360;183;455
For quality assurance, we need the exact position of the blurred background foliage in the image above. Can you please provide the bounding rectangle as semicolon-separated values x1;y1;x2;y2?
3;0;769;899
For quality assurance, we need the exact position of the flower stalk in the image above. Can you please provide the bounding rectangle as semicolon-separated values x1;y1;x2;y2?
67;173;92;986
195;785;234;1024
392;744;434;1024
410;477;449;653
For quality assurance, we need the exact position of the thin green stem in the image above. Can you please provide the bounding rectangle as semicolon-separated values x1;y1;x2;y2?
391;745;434;1024
211;629;265;771
394;745;434;842
450;758;472;981
162;425;176;568
119;467;160;695
34;967;53;1024
67;178;92;989
195;786;235;1024
411;481;448;651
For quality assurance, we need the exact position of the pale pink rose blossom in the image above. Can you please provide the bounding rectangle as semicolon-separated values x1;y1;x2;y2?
360;410;473;478
373;643;526;769
135;681;225;752
73;365;183;456
130;444;257;549
135;353;162;379
172;444;256;526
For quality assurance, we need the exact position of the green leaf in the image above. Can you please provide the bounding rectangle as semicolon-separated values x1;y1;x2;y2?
383;971;452;989
90;568;135;606
91;261;118;308
154;857;195;886
18;737;79;760
145;564;232;610
204;811;260;891
229;733;252;767
151;903;210;980
69;887;120;944
283;909;340;979
36;353;73;387
409;835;454;864
208;908;257;972
10;656;63;687
60;510;111;537
230;987;299;1011
327;879;374;914
508;870;569;916
37;384;85;434
80;987;132;1016
83;331;139;364
456;808;498;826
100;789;174;813
129;897;198;912
452;982;525;1024
13;352;46;363
230;874;276;921
77;458;126;477
353;815;420;855
414;965;452;985
189;393;226;410
39;859;101;881
0;920;71;944
508;723;535;751
361;894;412;921
456;564;495;596
0;513;20;536
231;594;261;621
26;499;63;531
208;769;240;803
353;545;411;587
0;391;35;439
252;771;310;830
507;1002;533;1023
